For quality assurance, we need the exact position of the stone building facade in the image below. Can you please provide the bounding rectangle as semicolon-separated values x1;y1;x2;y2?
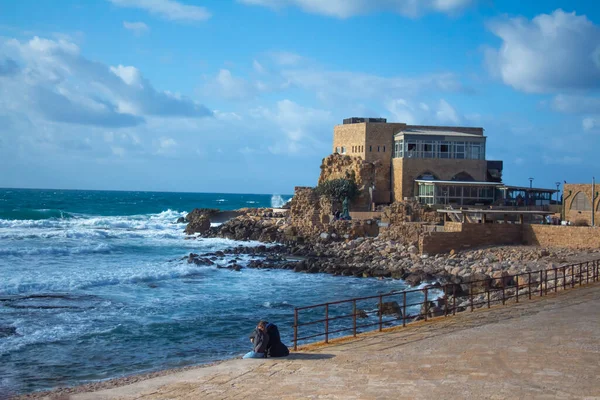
563;183;600;225
332;118;503;205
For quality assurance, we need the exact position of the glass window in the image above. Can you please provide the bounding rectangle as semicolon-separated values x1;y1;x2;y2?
455;142;465;159
341;147;346;154
423;141;434;158
439;142;450;158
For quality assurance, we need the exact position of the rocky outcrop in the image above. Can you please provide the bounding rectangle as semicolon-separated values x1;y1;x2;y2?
184;215;211;235
185;208;220;222
318;153;384;210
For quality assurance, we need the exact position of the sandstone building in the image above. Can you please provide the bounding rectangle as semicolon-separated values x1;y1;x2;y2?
332;118;554;208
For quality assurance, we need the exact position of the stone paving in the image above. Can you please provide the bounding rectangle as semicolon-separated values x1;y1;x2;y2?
61;284;600;399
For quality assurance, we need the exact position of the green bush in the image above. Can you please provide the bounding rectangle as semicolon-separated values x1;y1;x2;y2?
315;178;359;202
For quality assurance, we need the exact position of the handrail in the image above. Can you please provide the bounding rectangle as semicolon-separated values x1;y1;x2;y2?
292;259;600;350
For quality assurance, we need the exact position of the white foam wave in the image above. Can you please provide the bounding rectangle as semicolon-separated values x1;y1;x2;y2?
270;195;285;208
0;243;113;257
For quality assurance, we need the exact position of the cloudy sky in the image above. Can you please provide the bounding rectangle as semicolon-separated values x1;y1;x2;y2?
1;0;599;194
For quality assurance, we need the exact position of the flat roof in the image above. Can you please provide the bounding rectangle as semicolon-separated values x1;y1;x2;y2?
395;129;485;138
437;209;554;215
503;185;558;193
415;180;503;186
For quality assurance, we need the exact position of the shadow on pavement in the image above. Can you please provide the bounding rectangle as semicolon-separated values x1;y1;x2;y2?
286;353;335;360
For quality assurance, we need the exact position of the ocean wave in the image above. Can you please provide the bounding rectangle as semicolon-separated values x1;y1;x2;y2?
0;243;113;257
0;209;187;230
0;208;75;221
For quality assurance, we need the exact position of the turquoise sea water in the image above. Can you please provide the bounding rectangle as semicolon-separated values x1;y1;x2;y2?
0;189;425;396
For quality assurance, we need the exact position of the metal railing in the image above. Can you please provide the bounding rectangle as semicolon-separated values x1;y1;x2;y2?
292;259;600;350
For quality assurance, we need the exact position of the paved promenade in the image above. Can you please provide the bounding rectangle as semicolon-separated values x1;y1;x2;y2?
56;284;600;399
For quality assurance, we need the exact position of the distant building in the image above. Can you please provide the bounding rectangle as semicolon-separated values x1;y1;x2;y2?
332;118;555;207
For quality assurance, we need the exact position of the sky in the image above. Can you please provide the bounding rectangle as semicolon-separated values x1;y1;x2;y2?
0;0;599;194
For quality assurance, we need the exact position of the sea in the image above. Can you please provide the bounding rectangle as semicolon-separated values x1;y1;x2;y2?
0;188;429;396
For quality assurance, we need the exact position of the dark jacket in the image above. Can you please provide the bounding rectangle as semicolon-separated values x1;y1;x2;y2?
266;323;289;357
250;328;269;354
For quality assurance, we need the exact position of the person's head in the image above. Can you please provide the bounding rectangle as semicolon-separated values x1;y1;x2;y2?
257;320;267;331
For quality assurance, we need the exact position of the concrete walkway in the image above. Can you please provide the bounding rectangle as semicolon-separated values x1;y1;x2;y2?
65;284;600;399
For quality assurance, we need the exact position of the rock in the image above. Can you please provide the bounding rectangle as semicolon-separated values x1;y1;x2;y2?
319;232;330;241
407;245;418;254
378;301;403;317
356;309;369;319
185;215;211;235
176;217;186;224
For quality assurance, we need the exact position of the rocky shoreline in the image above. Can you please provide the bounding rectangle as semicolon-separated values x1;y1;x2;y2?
180;207;600;298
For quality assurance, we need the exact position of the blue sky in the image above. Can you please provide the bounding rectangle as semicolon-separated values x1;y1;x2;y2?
1;0;599;194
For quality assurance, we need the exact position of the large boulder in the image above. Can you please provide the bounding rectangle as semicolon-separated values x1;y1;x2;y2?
185;208;219;222
185;215;211;235
378;301;403;317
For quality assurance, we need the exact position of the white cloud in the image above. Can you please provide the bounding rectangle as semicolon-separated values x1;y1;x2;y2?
108;0;211;22
2;36;211;128
552;94;600;114
269;51;303;66
202;69;264;100
385;98;462;125
583;117;599;132
281;69;462;101
436;99;460;124
123;21;150;36
253;59;266;74
485;9;600;93
239;0;473;18
252;99;333;154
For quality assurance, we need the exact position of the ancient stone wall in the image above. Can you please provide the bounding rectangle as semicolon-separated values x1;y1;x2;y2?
380;201;441;224
523;225;600;249
419;223;524;255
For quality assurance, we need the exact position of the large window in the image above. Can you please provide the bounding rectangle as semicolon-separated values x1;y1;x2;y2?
418;183;496;205
393;139;485;160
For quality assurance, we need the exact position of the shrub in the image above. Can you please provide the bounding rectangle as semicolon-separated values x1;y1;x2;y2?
315;178;359;202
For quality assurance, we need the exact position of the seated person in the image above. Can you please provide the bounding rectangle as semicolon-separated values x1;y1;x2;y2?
265;322;289;357
243;320;269;359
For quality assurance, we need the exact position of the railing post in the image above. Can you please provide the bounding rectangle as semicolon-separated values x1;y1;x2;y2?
515;275;519;303
579;263;583;287
293;308;298;351
444;285;448;317
554;268;558;293
544;270;548;295
563;266;566;290
325;304;329;344
469;281;474;312
528;272;532;300
586;262;590;284
353;299;357;337
424;288;429;321
452;284;456;316
403;291;407;327
378;294;383;332
571;264;575;288
540;270;544;296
